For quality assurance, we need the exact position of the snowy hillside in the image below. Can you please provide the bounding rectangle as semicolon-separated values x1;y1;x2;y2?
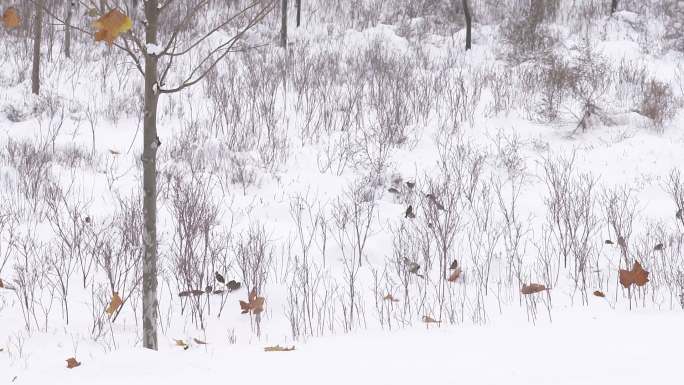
1;0;683;384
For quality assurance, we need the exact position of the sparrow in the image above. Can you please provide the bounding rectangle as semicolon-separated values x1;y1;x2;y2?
215;271;225;284
405;205;416;219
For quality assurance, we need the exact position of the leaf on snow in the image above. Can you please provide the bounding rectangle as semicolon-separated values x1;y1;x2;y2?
521;283;548;295
66;357;81;369
92;9;132;46
618;261;649;288
105;292;123;316
422;315;441;324
2;7;21;29
193;338;208;345
593;290;605;298
264;345;295;352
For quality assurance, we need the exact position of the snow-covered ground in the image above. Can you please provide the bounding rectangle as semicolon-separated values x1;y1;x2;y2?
1;1;684;384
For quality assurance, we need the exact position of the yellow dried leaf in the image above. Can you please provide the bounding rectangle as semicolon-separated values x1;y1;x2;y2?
92;9;132;45
2;7;21;29
105;292;123;316
264;345;295;352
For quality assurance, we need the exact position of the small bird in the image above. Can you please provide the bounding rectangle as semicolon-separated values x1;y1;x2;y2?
405;205;416;219
654;243;664;251
449;259;459;270
205;285;213;294
617;235;627;249
215;272;225;284
84;216;91;224
388;187;400;194
426;194;445;211
604;239;614;245
226;280;241;292
406;181;416;189
403;257;423;278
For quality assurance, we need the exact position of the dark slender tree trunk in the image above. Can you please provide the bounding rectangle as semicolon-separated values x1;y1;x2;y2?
462;0;471;51
64;1;73;58
296;0;301;27
142;0;160;351
280;0;288;48
32;0;44;95
611;0;618;14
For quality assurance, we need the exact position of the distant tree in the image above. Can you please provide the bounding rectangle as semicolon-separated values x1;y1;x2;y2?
462;0;471;50
64;1;73;58
281;0;288;47
31;0;44;95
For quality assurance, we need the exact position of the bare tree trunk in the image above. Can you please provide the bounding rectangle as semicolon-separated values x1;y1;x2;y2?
280;0;288;48
32;0;44;95
64;1;73;58
611;0;618;14
296;0;301;27
142;0;160;351
462;0;471;51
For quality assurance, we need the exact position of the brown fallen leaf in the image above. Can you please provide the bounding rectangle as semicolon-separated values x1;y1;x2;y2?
66;357;81;369
239;288;265;315
447;267;462;282
383;294;399;302
105;292;123;316
654;243;664;251
193;338;207;345
619;261;649;288
422;315;441;324
2;7;21;29
264;345;295;352
521;283;548;295
92;9;133;45
174;339;189;350
593;290;605;298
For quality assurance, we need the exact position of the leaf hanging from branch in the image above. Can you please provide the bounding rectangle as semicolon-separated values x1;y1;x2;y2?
92;9;132;46
239;288;265;315
2;7;21;29
618;261;649;288
105;292;123;316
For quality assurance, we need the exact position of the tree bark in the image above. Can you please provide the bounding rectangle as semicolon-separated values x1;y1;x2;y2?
462;0;471;51
611;0;618;14
142;0;160;351
64;1;73;58
280;0;288;48
32;0;44;95
296;0;301;27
